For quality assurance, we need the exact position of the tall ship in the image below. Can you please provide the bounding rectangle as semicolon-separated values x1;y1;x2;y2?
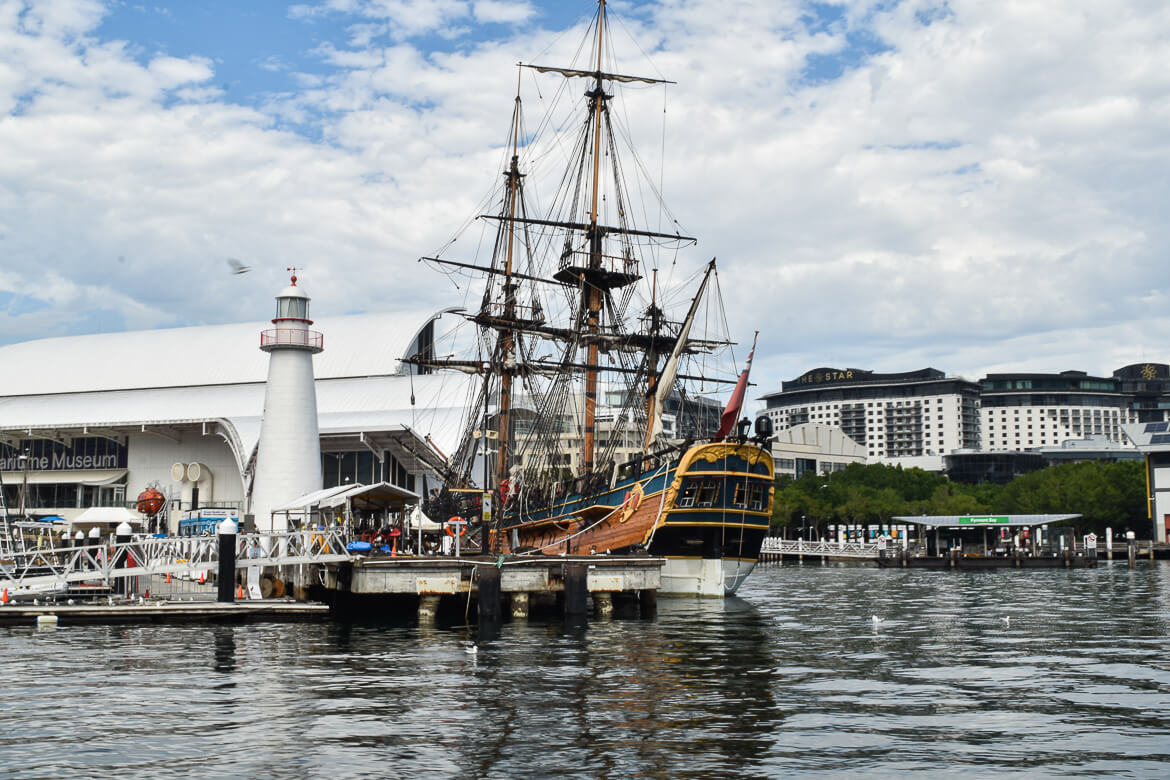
411;0;775;596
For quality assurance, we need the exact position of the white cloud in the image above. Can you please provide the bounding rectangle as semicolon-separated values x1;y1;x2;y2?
0;0;1168;407
472;1;533;25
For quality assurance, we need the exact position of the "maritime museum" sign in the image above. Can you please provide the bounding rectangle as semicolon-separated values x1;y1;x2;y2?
0;438;127;472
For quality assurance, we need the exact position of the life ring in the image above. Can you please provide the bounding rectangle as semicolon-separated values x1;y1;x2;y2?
445;517;468;538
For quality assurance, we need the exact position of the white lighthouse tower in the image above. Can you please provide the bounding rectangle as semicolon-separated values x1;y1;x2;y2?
249;270;324;532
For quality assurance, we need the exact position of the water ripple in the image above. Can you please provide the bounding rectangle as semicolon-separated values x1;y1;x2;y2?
3;562;1170;777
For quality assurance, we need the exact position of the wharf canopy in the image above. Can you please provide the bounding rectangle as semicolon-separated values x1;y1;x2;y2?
0;311;475;525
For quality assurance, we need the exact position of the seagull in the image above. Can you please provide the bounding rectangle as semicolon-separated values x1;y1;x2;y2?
465;644;478;655
227;257;252;275
1002;616;1011;627
872;615;884;626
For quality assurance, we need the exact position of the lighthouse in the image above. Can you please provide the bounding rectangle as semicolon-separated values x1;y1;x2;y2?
249;271;324;532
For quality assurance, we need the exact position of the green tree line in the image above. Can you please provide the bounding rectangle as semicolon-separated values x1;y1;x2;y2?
771;461;1149;537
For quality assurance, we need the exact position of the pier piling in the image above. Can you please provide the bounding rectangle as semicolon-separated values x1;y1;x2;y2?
217;519;237;604
639;588;657;618
478;566;501;622
564;564;588;617
418;595;440;622
115;522;132;596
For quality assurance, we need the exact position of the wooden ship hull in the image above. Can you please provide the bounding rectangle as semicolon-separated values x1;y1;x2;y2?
491;442;775;596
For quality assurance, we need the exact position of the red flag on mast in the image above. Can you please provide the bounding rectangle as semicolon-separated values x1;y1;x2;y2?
714;333;757;440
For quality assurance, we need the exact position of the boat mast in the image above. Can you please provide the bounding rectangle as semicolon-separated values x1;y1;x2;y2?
582;0;607;476
642;269;662;447
496;68;523;491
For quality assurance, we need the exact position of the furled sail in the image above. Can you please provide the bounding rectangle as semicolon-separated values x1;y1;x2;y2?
646;260;715;446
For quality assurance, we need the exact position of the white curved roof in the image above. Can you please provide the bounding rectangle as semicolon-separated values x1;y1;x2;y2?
0;371;475;478
0;310;442;397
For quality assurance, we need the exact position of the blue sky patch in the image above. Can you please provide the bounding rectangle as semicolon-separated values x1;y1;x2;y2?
1;292;51;317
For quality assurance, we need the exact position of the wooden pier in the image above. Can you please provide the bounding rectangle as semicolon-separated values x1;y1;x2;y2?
320;554;663;621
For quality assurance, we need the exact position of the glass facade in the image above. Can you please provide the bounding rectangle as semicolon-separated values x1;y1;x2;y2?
321;450;417;494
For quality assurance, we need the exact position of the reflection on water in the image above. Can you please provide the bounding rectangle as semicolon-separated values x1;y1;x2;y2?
3;563;1170;778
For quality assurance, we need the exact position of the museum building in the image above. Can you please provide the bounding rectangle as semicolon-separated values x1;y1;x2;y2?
0;300;474;527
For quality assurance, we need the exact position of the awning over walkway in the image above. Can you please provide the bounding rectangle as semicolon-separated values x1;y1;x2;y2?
893;514;1082;528
1;469;127;486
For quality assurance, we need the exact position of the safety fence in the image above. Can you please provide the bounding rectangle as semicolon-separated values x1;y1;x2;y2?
0;529;352;597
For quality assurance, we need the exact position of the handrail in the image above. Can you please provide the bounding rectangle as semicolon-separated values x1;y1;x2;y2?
0;530;352;596
760;538;883;557
260;328;324;349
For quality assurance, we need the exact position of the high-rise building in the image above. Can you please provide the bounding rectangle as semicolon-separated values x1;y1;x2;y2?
757;367;981;464
979;371;1135;451
1113;363;1170;423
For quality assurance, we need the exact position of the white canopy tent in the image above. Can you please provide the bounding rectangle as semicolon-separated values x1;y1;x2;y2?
271;481;421;532
71;506;143;532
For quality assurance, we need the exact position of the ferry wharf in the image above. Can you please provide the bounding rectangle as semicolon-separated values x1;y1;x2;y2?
761;514;1169;568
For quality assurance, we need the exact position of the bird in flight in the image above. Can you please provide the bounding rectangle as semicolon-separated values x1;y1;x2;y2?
227;257;252;275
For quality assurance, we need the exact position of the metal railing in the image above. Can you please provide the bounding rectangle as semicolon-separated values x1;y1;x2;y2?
760;537;884;558
260;328;324;350
0;529;352;596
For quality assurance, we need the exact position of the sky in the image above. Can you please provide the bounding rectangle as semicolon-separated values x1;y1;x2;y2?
1;0;1169;409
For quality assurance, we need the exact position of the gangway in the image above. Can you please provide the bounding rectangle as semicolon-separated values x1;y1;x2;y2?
0;529;352;597
759;537;883;561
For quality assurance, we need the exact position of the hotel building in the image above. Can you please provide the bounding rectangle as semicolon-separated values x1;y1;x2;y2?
979;370;1136;451
757;368;981;466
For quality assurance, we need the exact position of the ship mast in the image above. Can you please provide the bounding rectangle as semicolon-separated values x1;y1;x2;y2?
581;0;607;476
496;68;523;491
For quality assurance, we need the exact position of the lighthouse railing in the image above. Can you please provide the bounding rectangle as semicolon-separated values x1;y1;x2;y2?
260;328;324;349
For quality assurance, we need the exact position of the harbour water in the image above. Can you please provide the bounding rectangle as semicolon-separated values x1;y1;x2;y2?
3;562;1170;778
